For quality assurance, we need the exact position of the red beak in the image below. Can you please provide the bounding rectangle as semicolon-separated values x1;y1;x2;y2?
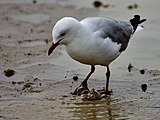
48;41;59;56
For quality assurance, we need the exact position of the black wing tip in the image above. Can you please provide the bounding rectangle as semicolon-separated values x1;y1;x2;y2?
130;15;146;33
132;14;147;22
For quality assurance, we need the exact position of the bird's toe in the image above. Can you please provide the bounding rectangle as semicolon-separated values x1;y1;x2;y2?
72;86;89;95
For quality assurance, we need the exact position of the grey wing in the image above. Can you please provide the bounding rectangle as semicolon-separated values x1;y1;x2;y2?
80;17;133;52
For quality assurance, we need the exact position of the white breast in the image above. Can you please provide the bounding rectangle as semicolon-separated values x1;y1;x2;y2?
65;37;121;66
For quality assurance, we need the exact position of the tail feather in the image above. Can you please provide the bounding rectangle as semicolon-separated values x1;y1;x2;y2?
130;15;146;33
135;26;143;33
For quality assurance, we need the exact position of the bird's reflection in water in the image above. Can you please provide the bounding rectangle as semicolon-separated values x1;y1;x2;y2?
67;96;128;120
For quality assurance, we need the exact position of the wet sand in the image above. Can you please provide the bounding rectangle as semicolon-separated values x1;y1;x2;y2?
0;0;160;119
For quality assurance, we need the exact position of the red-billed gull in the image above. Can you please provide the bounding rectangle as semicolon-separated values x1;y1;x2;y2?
48;15;146;95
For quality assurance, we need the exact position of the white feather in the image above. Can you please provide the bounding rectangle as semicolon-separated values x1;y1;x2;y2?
135;26;144;33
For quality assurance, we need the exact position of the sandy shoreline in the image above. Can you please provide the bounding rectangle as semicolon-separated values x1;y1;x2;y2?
0;0;160;119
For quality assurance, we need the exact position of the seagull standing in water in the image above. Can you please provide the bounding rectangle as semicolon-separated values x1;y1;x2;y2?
48;15;146;95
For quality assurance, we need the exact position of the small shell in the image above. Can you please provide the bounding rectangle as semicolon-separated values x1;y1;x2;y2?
4;69;15;77
141;84;147;92
76;86;86;95
81;94;88;101
101;94;107;98
87;89;101;100
81;90;89;94
73;76;78;81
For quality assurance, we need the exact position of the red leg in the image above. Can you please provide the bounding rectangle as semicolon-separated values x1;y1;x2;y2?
105;66;112;95
72;65;95;95
81;65;95;89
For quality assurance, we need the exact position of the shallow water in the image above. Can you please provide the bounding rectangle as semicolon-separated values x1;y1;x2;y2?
67;99;128;120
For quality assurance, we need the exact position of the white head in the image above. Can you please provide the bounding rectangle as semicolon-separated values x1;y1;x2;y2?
48;17;81;55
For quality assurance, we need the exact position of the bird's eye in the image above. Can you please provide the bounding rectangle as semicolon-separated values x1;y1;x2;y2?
60;32;65;37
